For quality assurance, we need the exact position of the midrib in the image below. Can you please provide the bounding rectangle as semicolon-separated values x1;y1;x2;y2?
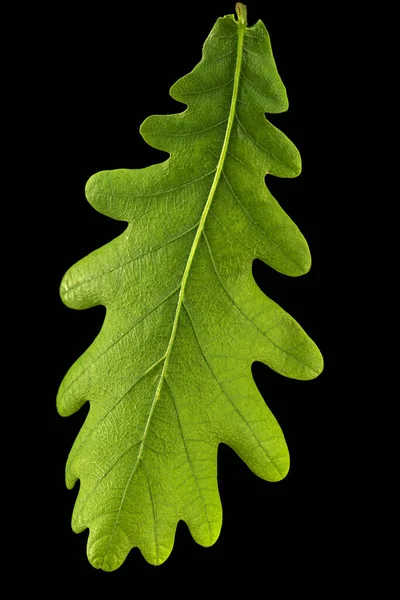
133;18;246;476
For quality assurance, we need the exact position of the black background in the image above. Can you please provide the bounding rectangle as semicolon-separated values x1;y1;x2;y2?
40;0;340;589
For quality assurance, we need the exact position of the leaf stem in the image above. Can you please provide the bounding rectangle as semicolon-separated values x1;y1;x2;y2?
235;2;247;27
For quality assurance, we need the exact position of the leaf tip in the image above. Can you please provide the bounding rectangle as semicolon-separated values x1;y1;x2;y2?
305;343;324;380
56;383;69;417
56;388;72;418
268;453;290;482
300;246;312;276
315;347;324;377
84;171;104;210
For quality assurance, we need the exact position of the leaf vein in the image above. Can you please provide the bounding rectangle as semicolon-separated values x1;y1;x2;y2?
145;117;229;138
234;112;289;170
63;221;200;297
68;355;167;457
143;464;159;563
182;303;285;478
112;168;217;199
202;230;318;375
61;286;180;398
165;379;213;540
220;171;304;271
176;77;234;96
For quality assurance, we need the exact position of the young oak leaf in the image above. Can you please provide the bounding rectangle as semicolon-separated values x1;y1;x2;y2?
57;3;323;571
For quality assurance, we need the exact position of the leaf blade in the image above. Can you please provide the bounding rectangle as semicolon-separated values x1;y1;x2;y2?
58;7;323;570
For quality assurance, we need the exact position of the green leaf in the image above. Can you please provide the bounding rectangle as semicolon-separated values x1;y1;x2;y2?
57;3;323;571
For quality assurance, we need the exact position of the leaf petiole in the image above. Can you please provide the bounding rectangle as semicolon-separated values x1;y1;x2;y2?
235;2;247;27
